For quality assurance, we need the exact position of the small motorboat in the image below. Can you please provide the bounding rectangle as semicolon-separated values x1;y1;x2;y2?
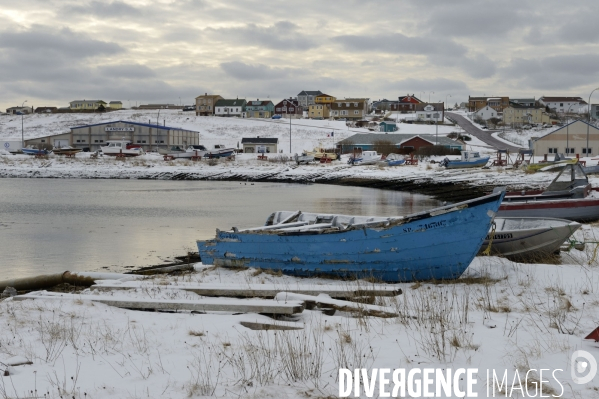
348;150;382;165
497;163;599;222
205;144;235;158
100;140;144;157
479;217;581;261
197;190;506;283
52;146;82;156
158;145;186;156
21;145;49;156
294;152;315;165
439;151;490;169
379;153;406;167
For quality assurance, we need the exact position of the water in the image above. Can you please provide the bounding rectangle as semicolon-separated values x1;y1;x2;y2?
0;179;440;280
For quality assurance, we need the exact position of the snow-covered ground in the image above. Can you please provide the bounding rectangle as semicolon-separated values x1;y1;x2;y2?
3;251;599;398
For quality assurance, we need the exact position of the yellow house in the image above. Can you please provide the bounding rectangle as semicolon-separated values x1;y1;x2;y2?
503;106;551;126
308;104;330;119
69;100;107;110
108;101;123;109
314;93;336;105
195;93;224;116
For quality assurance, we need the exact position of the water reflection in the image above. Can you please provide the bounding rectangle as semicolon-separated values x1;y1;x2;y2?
0;179;440;280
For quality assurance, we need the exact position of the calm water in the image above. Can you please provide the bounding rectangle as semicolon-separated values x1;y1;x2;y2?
0;179;440;280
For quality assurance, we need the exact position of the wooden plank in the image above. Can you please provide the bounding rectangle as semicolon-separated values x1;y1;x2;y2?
14;293;304;315
91;282;401;298
239;321;304;331
274;292;398;318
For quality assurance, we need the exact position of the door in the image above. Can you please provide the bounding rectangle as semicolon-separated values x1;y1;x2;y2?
54;139;69;148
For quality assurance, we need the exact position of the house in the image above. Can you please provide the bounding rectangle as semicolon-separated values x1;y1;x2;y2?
6;106;33;115
108;101;123;109
273;98;302;117
538;96;587;114
335;133;462;154
241;137;278;154
396;94;423;112
473;106;499;121
25;120;199;152
297;91;323;108
214;99;247;117
308;104;330;119
415;103;445;122
314;94;336;105
468;96;509;112
195;93;224;116
330;99;368;120
69;100;107;111
34;107;57;113
372;99;398;112
503;106;552;127
379;121;398;132
531;119;599;156
245;100;275;118
509;98;536;108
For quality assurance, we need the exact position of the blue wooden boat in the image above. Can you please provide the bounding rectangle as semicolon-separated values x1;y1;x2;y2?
379;153;406;167
439;151;490;169
21;145;49;156
197;190;506;282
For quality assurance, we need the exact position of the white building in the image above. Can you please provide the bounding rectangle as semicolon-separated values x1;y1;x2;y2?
538;96;587;114
415;103;444;122
473;105;499;121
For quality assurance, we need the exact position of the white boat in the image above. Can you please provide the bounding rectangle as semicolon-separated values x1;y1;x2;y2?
206;144;235;158
158;145;186;156
439;151;490;169
100;140;144;157
348;150;382;165
479;217;581;261
294;152;315;165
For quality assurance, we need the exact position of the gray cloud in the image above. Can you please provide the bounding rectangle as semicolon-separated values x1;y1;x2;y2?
220;61;298;80
99;64;157;79
64;0;142;18
332;33;467;57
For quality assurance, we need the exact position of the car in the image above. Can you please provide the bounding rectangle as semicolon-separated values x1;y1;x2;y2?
481;126;488;129
271;114;282;119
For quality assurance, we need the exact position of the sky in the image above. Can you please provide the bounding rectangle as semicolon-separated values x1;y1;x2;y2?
1;0;599;111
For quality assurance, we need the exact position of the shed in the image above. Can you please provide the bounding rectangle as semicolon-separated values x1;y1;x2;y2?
241;137;279;154
379;122;398;132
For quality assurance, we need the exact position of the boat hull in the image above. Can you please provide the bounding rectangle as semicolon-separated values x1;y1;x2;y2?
479;217;581;261
497;198;599;222
444;157;490;169
21;148;48;155
197;191;505;282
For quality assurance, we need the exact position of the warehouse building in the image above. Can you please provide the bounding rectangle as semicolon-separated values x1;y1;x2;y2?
25;120;200;152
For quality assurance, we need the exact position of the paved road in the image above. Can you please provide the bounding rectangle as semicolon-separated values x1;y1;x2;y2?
446;112;523;152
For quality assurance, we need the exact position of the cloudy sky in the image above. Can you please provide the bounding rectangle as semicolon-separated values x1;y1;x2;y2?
1;0;598;111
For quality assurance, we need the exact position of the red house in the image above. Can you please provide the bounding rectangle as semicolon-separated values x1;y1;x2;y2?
274;98;302;117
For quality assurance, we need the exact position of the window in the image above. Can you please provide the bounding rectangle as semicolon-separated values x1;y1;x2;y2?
100;140;104;143
138;140;142;143
160;140;164;143
81;140;85;143
76;140;81;143
560;103;563;107
41;140;45;143
426;114;431;118
566;148;575;154
95;140;99;143
354;110;359;114
548;148;558;154
583;148;592;154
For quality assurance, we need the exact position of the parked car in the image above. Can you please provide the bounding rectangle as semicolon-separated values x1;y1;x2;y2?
271;114;282;119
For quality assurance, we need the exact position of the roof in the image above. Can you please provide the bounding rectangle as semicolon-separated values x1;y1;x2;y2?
215;99;247;107
69;100;106;104
539;96;587;104
415;103;444;111
336;133;462;148
532;119;599;142
109;101;122;104
241;137;278;144
246;100;273;106
69;120;199;133
297;91;323;96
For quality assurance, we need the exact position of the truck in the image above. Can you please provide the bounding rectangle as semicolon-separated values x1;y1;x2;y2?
1;139;23;154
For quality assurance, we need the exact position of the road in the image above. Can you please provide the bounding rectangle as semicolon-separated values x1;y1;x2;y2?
446;112;523;152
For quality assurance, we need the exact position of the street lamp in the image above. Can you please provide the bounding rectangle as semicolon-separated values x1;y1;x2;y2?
429;91;434;103
587;88;599;157
21;100;27;147
445;94;452;110
566;103;577;155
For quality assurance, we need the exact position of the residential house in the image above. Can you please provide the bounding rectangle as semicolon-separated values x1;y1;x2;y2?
503;106;552;127
195;93;224;116
473;106;499;122
214;99;247;117
330;99;368;120
335;133;462;154
34;107;57;113
273;98;302;117
69;100;107;111
509;98;536;108
308;104;330;119
531;120;599;156
297;90;323;107
245;100;274;118
415;103;445;122
108;101;123;109
372;99;398;112
241;137;278;154
314;94;336;105
396;94;423;112
538;96;587;114
6;106;33;114
468;96;509;112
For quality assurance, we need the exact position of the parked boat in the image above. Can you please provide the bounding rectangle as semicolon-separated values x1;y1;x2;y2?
52;146;82;156
348;150;382;165
439;151;490;169
294;152;315;165
205;144;235;158
497;163;599;222
158;145;186;156
100;140;144;157
21;145;49;156
197;190;506;283
306;147;338;160
379;153;406;167
479;217;581;261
